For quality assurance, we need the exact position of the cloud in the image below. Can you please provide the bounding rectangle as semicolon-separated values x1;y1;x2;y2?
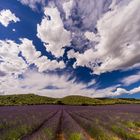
62;0;73;19
0;38;65;75
0;69;100;97
37;5;71;57
70;0;112;31
0;9;20;27
0;71;6;77
1;67;139;98
19;0;46;11
114;88;129;96
60;0;113;51
19;38;41;64
19;38;65;72
68;0;140;74
0;70;91;97
130;86;140;94
114;86;140;96
121;72;140;86
0;40;27;74
84;31;100;42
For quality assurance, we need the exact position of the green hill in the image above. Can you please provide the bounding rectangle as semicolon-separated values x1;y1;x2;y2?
0;94;140;106
0;94;56;106
60;95;102;105
60;95;140;105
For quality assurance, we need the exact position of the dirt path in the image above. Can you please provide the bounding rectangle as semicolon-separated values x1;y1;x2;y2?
56;133;65;140
82;129;95;140
55;109;65;140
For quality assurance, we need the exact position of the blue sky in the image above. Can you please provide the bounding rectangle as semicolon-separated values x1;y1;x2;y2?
0;0;140;98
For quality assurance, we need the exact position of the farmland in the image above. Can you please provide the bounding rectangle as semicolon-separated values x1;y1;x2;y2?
0;104;140;140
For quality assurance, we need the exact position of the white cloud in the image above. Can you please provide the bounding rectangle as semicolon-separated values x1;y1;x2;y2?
34;56;65;72
37;6;71;57
1;67;139;98
19;38;41;64
0;40;27;74
19;0;45;11
68;0;140;74
130;86;140;94
93;0;140;74
63;0;73;19
121;72;140;86
109;0;117;9
84;31;100;42
114;86;140;96
114;88;129;96
19;38;65;72
122;63;140;71
0;70;106;98
67;49;98;69
0;9;20;27
0;38;65;75
0;70;91;97
41;85;117;98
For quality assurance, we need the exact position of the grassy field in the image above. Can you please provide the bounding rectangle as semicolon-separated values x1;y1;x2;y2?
0;94;140;106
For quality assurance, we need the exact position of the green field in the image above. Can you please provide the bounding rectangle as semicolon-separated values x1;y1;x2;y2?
0;94;140;106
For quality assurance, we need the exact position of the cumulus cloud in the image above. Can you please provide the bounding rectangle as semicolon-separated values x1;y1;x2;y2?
59;0;113;51
19;38;41;64
0;9;20;27
19;38;65;72
0;40;27;74
68;0;140;74
0;38;65;76
19;0;45;11
37;5;71;57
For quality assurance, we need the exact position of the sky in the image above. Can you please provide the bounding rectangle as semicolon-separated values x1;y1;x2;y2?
0;0;140;98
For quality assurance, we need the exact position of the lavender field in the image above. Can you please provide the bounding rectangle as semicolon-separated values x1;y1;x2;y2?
0;105;140;140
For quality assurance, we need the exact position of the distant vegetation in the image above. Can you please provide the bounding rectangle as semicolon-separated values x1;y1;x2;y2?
0;94;56;106
0;94;140;106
